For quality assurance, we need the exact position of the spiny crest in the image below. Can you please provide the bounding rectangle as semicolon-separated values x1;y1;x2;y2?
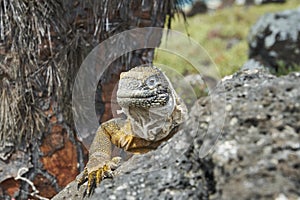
120;65;163;81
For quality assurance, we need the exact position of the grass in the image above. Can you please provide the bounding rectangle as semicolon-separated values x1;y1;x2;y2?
154;0;300;78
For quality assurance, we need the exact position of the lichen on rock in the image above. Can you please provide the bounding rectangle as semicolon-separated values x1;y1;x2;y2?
248;8;300;74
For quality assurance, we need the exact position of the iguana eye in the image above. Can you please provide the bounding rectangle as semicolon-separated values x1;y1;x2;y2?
146;77;157;86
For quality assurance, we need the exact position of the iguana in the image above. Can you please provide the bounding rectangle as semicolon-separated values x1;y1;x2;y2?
77;65;187;195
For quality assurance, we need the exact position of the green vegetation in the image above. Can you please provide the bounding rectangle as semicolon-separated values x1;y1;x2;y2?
276;61;300;76
155;0;299;77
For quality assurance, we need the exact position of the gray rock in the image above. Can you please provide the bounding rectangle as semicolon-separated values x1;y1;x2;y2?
236;0;286;5
241;58;266;71
211;69;300;199
52;69;300;199
248;8;300;74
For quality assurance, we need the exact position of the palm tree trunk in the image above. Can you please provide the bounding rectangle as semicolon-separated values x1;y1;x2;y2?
0;0;185;199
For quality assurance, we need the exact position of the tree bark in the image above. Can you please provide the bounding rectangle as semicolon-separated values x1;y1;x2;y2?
0;0;183;199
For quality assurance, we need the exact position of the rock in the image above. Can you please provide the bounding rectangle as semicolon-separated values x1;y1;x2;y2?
235;0;286;5
248;8;300;75
211;69;300;199
182;74;208;108
52;69;300;199
241;58;265;70
257;0;286;4
186;1;208;17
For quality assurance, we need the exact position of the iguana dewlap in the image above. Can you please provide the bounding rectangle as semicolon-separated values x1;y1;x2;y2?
77;65;187;195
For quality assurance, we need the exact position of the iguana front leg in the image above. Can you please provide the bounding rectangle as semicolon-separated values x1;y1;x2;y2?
77;66;186;195
77;119;156;195
77;124;119;195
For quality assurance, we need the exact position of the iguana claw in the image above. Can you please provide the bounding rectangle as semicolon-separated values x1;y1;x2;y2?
76;66;187;197
77;157;122;196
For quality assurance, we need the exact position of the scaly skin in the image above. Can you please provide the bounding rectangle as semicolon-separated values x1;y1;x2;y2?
77;66;187;195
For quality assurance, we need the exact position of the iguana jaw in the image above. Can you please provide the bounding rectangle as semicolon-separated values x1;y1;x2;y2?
117;89;170;108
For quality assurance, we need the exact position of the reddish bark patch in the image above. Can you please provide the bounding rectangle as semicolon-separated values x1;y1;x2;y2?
40;125;79;188
100;73;121;122
0;178;20;197
32;174;57;198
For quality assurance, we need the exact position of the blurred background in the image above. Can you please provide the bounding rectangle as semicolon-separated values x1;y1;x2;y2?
155;0;299;77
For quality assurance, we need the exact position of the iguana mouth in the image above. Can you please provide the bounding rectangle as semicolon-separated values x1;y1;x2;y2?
117;92;169;108
117;88;168;98
117;90;157;99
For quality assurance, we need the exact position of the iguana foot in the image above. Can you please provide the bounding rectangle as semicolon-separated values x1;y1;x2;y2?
77;157;122;196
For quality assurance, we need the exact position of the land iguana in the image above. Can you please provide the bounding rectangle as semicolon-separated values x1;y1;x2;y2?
77;65;187;195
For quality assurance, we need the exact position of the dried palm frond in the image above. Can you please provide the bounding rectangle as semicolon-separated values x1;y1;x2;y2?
0;0;66;146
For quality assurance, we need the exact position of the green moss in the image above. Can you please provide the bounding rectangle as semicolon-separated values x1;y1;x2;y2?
276;61;300;76
155;0;299;77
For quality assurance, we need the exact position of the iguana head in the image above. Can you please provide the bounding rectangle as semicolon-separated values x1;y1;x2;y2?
117;66;171;108
116;65;187;141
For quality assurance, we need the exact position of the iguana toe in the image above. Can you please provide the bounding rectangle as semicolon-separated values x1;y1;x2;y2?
77;157;122;196
76;167;88;189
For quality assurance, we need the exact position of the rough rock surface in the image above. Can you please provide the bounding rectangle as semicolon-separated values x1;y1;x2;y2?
248;8;300;74
52;69;300;200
